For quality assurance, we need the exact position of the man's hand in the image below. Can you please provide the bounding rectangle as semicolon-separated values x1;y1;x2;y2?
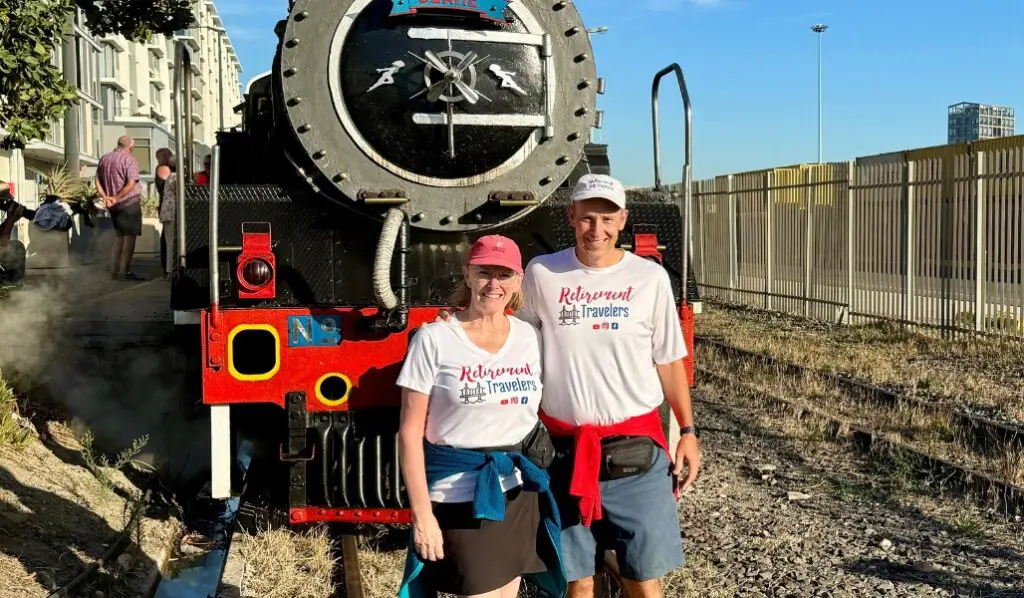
103;195;117;209
434;309;453;323
673;433;700;493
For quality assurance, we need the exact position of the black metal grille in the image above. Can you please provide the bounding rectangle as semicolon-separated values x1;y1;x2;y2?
301;407;406;510
172;183;700;311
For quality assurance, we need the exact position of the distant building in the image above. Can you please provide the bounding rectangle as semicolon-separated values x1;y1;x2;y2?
948;102;1015;144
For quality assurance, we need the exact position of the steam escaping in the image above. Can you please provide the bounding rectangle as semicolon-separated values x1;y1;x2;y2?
0;276;68;389
0;268;211;491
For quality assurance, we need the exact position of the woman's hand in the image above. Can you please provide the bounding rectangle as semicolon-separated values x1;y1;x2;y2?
412;511;445;561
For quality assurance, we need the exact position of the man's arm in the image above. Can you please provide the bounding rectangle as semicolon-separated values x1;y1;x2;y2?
650;268;700;490
656;360;695;431
111;180;136;202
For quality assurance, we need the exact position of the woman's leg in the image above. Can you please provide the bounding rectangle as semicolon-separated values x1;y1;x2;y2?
164;222;176;275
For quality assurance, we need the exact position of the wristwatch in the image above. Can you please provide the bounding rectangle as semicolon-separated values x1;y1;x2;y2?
680;425;699;437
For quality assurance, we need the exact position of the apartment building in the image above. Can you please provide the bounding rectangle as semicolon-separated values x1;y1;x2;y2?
0;1;243;264
100;0;243;182
0;1;243;211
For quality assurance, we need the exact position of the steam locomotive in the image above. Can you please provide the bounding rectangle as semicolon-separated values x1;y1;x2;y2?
169;0;700;527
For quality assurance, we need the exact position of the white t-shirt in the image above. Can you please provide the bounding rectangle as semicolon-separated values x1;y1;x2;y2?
396;316;544;503
518;248;687;426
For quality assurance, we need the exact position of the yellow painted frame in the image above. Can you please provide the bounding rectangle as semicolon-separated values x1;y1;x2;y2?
315;372;352;407
227;324;281;381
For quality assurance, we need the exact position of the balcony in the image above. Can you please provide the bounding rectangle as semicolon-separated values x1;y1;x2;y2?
100;36;128;53
148;39;166;58
174;28;201;52
101;76;129;93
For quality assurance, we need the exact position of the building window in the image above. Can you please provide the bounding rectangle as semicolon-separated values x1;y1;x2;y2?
132;137;152;174
92;106;102;157
102;45;118;79
103;88;123;119
150;82;162;113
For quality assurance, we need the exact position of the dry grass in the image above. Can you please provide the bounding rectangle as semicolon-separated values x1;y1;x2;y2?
695;302;1024;421
0;375;34;449
0;419;179;597
699;346;1024;487
357;532;407;598
663;553;734;598
237;525;337;598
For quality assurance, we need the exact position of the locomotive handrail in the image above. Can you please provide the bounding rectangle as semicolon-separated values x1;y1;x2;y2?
651;63;694;304
209;144;221;316
172;40;196;271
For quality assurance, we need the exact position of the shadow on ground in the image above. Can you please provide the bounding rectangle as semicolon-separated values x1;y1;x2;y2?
0;464;157;595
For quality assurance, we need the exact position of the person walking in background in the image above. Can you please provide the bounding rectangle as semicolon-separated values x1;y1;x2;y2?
155;148;174;278
397;235;566;598
95;135;144;280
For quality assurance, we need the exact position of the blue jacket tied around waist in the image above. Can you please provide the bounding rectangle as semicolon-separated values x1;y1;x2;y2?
397;441;567;598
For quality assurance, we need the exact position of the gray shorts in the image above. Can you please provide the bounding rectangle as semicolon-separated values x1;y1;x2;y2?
550;441;685;582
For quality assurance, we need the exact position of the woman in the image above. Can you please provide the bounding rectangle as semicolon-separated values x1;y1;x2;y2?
154;148;174;278
396;235;565;598
159;164;177;278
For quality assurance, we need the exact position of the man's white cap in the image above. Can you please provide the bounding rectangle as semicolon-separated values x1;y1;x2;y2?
570;174;626;210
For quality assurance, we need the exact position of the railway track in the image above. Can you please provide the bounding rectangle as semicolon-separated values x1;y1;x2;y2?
694;335;1024;458
692;338;1024;519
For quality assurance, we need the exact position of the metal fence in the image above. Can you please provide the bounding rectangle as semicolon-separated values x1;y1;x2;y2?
679;135;1024;337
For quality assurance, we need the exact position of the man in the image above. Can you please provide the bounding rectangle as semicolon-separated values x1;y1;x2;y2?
518;174;700;598
95;136;144;280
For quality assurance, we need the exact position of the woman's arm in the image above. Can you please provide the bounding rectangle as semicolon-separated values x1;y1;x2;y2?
399;387;444;561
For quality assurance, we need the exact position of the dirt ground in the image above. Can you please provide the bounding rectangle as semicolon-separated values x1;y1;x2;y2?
0;418;180;597
694;302;1024;423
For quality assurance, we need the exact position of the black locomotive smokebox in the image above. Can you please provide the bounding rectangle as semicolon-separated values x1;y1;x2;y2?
276;0;599;232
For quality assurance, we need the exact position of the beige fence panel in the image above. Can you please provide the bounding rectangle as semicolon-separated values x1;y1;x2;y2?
684;135;1024;338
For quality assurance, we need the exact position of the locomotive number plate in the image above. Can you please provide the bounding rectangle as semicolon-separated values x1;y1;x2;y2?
288;315;343;348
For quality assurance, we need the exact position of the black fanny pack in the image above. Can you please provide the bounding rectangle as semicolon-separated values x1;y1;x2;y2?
600;435;655;481
470;421;555;470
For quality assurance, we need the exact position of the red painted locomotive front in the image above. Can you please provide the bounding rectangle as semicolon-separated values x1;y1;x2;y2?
201;307;437;412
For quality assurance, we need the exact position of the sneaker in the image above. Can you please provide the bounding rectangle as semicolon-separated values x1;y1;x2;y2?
118;272;145;281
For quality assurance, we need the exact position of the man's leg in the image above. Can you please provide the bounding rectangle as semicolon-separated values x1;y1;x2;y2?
597;446;685;598
117;203;143;278
111;233;125;276
547;440;603;598
120;234;137;274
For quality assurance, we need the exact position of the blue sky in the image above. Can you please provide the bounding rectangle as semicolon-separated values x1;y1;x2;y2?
216;0;1024;187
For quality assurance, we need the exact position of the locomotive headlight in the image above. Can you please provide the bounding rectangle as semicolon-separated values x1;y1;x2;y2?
236;222;276;300
241;258;274;288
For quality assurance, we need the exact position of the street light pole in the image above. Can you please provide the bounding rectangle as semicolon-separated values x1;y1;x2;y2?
811;24;828;164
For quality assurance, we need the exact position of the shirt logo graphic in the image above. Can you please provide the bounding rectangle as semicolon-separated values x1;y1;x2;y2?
459;381;486;405
558;304;581;326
